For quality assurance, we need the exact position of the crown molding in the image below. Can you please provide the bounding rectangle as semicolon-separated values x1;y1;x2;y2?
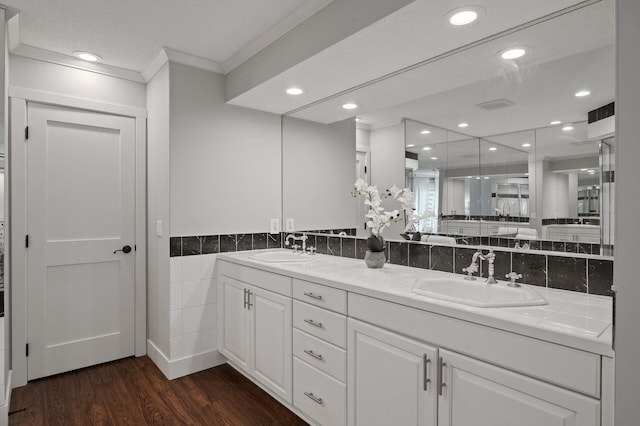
7;14;145;83
141;47;224;82
222;0;334;74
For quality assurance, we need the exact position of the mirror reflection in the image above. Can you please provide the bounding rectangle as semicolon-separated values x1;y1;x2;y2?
281;0;614;255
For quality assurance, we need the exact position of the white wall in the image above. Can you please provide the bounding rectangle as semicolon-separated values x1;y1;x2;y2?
146;63;171;357
542;162;569;218
442;179;465;215
169;62;281;236
615;0;640;422
9;55;145;109
370;124;406;237
282;116;356;231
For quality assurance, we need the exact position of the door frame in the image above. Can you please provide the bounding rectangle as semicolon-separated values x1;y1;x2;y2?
9;87;147;388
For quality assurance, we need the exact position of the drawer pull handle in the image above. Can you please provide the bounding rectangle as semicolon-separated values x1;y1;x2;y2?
304;349;324;360
304;319;323;328
304;292;323;300
304;392;324;405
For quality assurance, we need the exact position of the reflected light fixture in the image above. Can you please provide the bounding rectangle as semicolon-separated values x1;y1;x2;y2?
342;103;358;110
466;176;473;179
500;48;526;60
406;144;415;148
447;6;483;26
550;120;562;125
285;87;304;95
422;146;432;151
420;130;431;134
458;122;469;128
430;156;438;160
484;176;490;179
562;125;574;131
522;143;531;147
489;147;497;151
73;51;102;62
575;90;591;97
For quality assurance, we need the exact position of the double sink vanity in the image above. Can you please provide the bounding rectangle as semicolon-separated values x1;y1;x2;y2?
217;248;613;426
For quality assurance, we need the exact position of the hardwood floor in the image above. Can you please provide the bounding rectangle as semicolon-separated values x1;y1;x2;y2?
9;356;308;425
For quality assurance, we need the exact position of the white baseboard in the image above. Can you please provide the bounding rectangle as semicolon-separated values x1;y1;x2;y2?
0;370;12;426
146;340;226;380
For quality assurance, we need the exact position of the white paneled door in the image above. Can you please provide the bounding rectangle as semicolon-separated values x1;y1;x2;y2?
26;102;136;380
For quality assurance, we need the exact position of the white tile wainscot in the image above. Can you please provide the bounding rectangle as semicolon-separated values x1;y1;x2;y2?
153;253;224;379
217;249;614;426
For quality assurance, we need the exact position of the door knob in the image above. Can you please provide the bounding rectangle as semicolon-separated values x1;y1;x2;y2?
114;245;132;254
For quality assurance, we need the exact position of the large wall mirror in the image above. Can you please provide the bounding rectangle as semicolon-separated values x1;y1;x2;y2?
281;0;614;255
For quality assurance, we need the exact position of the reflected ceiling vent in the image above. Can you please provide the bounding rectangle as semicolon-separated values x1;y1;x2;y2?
570;140;597;146
476;98;514;110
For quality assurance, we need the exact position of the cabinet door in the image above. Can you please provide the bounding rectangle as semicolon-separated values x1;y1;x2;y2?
218;276;250;370
348;319;437;426
249;284;293;403
438;349;600;426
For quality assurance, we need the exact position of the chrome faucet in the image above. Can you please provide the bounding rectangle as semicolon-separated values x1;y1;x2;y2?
285;233;308;253
463;249;497;284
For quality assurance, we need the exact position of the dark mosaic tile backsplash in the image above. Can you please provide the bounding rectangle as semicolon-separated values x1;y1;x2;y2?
170;232;613;297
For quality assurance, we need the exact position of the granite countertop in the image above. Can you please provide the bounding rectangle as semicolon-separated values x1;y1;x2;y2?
218;249;613;357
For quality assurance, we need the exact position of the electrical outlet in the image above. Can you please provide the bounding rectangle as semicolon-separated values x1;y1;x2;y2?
285;218;295;232
156;220;163;237
270;218;280;234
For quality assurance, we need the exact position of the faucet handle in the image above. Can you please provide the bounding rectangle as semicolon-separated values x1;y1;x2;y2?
462;263;478;280
505;272;523;287
291;244;300;253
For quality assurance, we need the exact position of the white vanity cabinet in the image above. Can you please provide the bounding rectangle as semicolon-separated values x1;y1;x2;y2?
348;319;437;426
438;349;599;426
292;279;348;426
218;262;293;404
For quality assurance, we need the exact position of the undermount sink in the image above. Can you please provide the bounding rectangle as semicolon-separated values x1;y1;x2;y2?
248;250;319;263
412;277;547;308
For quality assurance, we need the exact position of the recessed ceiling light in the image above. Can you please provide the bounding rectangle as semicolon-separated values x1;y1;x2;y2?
484;176;490;179
355;118;360;122
285;87;304;95
422;146;432;151
342;103;358;110
73;51;102;62
489;147;497;151
581;168;588;171
430;157;438;160
420;130;431;134
588;170;596;174
575;90;591;97
524;173;529;176
550;120;562;125
446;6;484;26
466;176;473;179
406;144;415;148
475;177;481;180
500;48;526;60
458;122;469;128
522;143;531;147
562;125;574;131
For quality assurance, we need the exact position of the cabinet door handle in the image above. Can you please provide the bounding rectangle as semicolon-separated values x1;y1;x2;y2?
304;319;323;328
423;354;431;391
438;357;447;396
243;288;248;309
303;292;323;300
304;392;324;405
304;349;324;360
246;290;253;310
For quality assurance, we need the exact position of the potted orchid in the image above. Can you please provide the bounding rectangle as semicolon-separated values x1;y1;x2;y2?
353;179;422;268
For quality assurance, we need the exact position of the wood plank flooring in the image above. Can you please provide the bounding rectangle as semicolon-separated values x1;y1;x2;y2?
9;356;308;425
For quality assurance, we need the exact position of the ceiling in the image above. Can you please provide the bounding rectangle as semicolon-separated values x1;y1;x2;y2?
2;0;614;141
2;0;333;73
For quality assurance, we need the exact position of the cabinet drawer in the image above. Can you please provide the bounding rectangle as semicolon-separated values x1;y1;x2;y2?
218;260;292;296
294;301;347;348
293;358;346;426
293;279;347;314
293;328;346;382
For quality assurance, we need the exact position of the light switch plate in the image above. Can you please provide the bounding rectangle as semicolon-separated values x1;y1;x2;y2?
285;218;295;232
156;220;163;237
270;218;280;234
